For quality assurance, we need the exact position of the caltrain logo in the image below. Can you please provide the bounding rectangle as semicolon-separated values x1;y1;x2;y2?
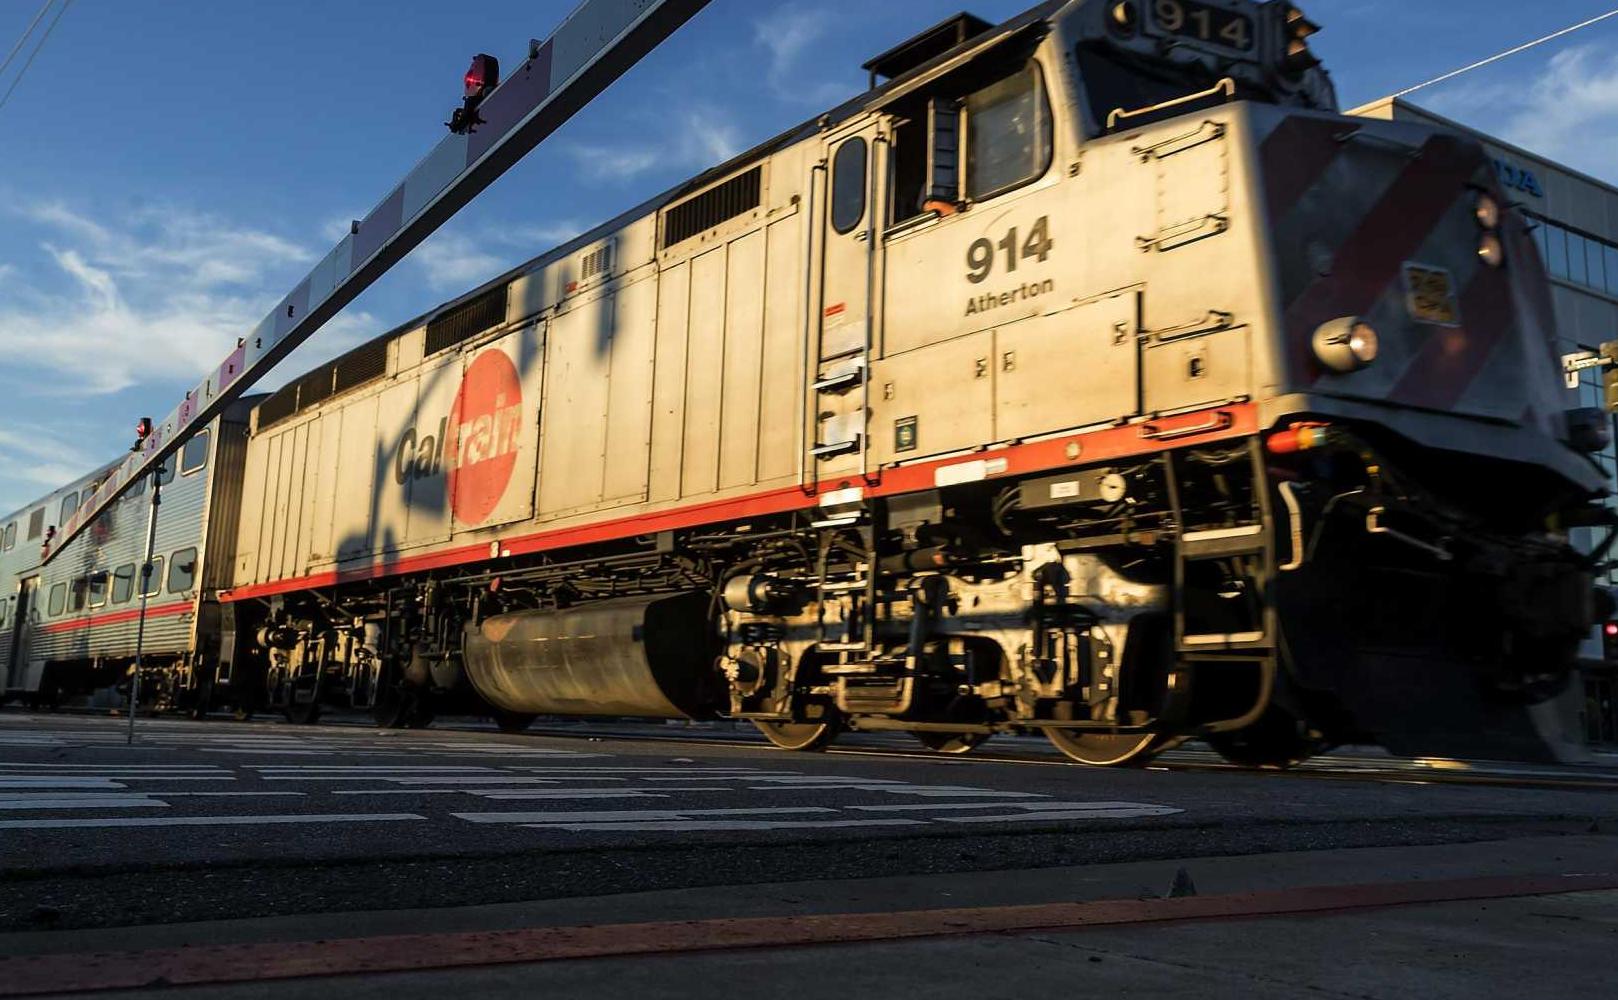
395;349;523;525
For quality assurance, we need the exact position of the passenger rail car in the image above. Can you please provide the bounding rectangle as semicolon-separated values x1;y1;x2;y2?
0;406;251;710
7;0;1612;766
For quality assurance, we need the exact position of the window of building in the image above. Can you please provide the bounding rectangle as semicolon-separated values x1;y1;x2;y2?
59;492;78;526
1588;238;1606;292
111;563;135;604
139;556;164;598
68;577;87;613
831;137;867;235
167;547;197;593
964;63;1051;201
1568;232;1589;286
87;572;108;609
25;508;43;541
180;429;210;476
47;583;64;617
2;522;14;551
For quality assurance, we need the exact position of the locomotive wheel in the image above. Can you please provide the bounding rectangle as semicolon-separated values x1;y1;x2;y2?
753;718;840;752
909;730;991;754
1044;729;1163;767
492;711;537;733
371;688;410;729
1203;710;1322;769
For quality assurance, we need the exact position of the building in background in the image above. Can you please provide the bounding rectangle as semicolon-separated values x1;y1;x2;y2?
1351;97;1618;744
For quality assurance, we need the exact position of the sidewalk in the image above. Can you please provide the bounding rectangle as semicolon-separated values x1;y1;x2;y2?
3;834;1615;997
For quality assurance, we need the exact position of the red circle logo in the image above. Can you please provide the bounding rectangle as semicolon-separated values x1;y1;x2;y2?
446;350;523;525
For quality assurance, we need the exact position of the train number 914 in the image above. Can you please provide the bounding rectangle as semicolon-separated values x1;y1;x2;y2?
966;216;1054;284
1152;0;1253;51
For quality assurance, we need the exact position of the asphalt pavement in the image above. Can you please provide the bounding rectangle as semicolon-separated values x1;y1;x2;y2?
2;712;1617;997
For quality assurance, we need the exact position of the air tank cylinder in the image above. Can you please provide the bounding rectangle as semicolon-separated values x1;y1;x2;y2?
462;590;720;719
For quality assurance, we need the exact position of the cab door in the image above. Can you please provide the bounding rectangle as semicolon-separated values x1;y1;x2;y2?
810;118;886;483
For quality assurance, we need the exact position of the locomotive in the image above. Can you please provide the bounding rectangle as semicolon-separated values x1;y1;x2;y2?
4;0;1609;765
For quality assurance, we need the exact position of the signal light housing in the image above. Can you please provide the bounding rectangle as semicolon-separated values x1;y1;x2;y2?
448;53;500;135
131;416;153;452
1281;5;1321;75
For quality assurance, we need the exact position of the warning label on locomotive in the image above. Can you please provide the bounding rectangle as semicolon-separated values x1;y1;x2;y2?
1402;262;1461;327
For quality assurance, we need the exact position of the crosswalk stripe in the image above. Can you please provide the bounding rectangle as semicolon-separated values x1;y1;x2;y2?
0;813;427;830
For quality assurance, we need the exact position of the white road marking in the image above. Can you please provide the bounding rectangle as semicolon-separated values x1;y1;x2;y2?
845;801;1144;812
0;797;168;810
0;813;426;830
454;806;836;824
334;789;675;800
941;806;1183;822
0;778;126;788
535;818;926;832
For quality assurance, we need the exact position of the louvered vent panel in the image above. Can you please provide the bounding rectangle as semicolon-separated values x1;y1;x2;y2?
333;339;388;394
662;167;761;249
425;285;507;356
255;384;298;431
581;241;614;280
295;365;336;411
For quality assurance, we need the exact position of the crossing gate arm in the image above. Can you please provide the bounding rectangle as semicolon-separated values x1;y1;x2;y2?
44;0;711;564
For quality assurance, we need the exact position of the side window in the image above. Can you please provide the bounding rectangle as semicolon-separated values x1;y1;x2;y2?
2;522;13;551
156;462;175;487
88;572;108;609
964;62;1051;200
140;556;164;598
47;583;64;617
128;475;145;499
68;577;87;612
830;137;867;234
59;492;78;526
167;548;197;593
180;429;210;476
26;508;43;541
111;564;135;604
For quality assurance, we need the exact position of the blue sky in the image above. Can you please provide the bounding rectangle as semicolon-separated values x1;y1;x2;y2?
0;0;1615;512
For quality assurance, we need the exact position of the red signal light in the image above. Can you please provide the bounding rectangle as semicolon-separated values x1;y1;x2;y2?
1604;623;1617;637
463;53;498;100
449;53;500;134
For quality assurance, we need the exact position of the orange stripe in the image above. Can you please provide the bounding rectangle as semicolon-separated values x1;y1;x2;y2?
221;403;1258;603
38;600;194;635
0;870;1610;996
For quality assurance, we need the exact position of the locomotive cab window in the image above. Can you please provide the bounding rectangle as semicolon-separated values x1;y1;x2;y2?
111;563;135;604
59;492;77;526
87;572;107;609
180;429;210;476
47;583;64;617
964;62;1051;201
168;548;197;593
831;137;867;234
140;556;164;598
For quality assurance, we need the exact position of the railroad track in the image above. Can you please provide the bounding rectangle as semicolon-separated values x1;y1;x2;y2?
8;706;1618;793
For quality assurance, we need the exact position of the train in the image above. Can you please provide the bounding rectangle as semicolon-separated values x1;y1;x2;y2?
2;0;1610;766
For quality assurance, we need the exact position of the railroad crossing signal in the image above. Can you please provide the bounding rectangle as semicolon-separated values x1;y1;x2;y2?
39;0;712;565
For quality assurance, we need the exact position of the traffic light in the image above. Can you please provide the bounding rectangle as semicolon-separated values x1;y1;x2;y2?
448;53;499;134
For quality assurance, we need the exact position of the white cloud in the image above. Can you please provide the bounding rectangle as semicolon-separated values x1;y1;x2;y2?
1424;43;1618;185
752;5;850;107
0;200;375;396
562;105;744;184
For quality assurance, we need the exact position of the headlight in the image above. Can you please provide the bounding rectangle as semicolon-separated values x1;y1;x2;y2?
1477;232;1505;268
1474;193;1501;230
1313;317;1378;373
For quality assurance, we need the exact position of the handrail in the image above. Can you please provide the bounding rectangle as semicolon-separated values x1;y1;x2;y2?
1107;77;1236;130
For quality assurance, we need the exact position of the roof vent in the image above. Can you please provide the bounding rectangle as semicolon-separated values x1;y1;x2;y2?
861;12;993;89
